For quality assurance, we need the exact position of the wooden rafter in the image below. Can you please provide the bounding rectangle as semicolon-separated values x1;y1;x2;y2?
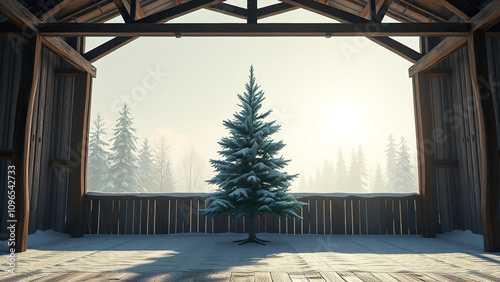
38;22;471;37
206;3;247;19
248;0;257;23
280;0;422;62
409;0;500;76
83;0;225;63
113;0;133;23
257;3;298;19
0;0;96;77
376;0;393;22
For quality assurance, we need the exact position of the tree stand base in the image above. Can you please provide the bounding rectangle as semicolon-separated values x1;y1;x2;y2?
234;237;270;245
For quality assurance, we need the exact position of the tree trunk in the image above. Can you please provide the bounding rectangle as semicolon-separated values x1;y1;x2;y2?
233;214;269;245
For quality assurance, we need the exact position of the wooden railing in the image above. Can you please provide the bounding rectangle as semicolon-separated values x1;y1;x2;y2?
84;193;422;235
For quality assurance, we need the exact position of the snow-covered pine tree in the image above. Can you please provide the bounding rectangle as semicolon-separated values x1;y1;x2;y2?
335;148;349;191
154;137;176;192
201;66;305;245
394;137;416;192
137;139;156;192
385;133;398;192
88;113;110;191
108;104;140;192
373;163;385;193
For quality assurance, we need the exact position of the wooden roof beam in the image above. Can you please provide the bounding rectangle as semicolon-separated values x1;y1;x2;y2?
0;0;96;77
84;0;225;62
38;22;471;37
409;0;500;76
206;3;247;20
113;0;133;23
258;3;298;19
280;0;422;62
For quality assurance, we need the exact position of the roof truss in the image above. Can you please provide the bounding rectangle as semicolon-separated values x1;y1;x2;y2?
1;0;499;68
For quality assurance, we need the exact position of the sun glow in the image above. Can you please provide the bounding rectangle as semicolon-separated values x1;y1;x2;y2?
318;97;369;144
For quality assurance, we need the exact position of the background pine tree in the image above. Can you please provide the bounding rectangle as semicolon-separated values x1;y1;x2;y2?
108;104;140;192
137;139;156;192
394;137;416;192
385;134;398;192
153;137;176;192
202;66;305;244
372;163;386;193
356;145;369;192
335;148;349;191
88;113;110;191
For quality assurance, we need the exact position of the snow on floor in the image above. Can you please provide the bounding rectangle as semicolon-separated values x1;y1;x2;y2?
0;230;499;274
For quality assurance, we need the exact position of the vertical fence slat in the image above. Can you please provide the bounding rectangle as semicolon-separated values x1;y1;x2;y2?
149;199;155;234
360;199;367;235
332;198;344;234
302;200;311;234
118;199;126;234
169;199;176;234
112;200;119;234
90;199;99;234
324;198;332;235
317;199;325;235
133;200;140;234
156;199;168;234
367;199;381;235
345;199;352;235
198;199;206;233
352;199;360;235
401;199;409;235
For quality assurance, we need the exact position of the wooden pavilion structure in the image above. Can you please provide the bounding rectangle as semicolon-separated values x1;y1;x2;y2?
0;0;499;253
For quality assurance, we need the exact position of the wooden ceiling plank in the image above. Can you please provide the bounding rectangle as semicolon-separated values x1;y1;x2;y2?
136;0;225;23
206;3;247;20
409;0;500;76
84;0;225;62
257;3;298;19
39;0;75;21
435;0;471;20
280;0;367;23
280;0;422;62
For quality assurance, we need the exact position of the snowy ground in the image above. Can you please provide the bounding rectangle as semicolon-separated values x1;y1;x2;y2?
0;230;499;275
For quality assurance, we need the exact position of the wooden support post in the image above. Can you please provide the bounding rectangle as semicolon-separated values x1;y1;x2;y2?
247;0;257;23
11;35;42;252
369;0;376;21
468;30;500;252
70;72;92;238
413;72;437;238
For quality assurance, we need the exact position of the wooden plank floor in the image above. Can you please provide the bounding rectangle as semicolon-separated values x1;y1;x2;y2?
1;271;499;282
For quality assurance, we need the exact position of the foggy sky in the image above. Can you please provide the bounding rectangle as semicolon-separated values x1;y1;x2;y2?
86;2;419;193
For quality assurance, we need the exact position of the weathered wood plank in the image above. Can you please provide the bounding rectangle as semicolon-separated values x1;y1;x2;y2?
468;30;500;252
270;272;291;282
10;34;42;251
